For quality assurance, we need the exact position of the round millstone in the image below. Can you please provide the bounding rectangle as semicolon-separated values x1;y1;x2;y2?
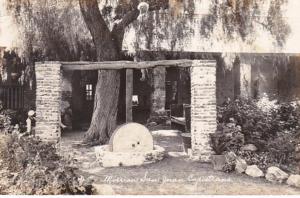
109;122;154;152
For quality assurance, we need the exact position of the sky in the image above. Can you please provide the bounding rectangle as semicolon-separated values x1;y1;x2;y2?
1;0;300;53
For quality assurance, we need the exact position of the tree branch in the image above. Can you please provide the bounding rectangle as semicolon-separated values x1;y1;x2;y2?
79;0;169;58
113;0;169;33
110;0;169;51
79;0;119;60
111;8;140;51
113;9;140;32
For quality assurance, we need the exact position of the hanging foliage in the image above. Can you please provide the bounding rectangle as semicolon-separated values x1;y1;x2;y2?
201;0;290;47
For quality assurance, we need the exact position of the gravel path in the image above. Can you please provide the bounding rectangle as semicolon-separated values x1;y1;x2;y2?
60;130;300;195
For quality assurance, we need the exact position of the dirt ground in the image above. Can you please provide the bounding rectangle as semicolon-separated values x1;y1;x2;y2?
60;129;300;195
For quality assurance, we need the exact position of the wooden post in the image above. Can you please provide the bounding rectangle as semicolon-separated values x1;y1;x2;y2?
126;69;133;122
177;68;183;104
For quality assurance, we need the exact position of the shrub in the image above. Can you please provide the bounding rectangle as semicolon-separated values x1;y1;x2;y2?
218;98;274;150
271;102;300;133
210;132;228;155
0;134;94;195
218;98;300;150
0;111;14;134
267;131;299;165
236;150;274;170
222;151;237;172
210;122;244;154
217;97;300;172
256;93;278;114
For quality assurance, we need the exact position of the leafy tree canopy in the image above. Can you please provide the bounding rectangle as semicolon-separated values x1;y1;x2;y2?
5;0;290;60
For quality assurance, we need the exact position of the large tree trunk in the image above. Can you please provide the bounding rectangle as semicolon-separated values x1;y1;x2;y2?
79;0;140;145
79;0;167;145
84;70;120;144
79;0;121;144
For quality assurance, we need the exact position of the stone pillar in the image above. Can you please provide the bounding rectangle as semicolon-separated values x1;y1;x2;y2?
151;66;166;115
190;60;217;162
35;62;62;142
240;63;251;99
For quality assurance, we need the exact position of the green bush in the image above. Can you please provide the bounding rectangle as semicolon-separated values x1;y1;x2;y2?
236;150;274;170
0;134;94;195
217;97;300;172
267;131;299;165
218;98;300;149
271;102;300;133
210;122;244;154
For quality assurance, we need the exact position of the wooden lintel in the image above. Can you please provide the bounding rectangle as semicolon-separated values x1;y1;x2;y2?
61;59;198;70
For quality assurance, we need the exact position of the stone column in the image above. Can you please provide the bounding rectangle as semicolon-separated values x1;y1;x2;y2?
35;62;62;142
190;60;217;162
240;63;251;99
151;66;166;115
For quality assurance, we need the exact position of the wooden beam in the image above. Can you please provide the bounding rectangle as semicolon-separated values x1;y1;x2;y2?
125;69;133;122
61;59;197;70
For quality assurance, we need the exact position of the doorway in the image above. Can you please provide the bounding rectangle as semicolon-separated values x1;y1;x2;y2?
132;69;152;124
72;70;98;130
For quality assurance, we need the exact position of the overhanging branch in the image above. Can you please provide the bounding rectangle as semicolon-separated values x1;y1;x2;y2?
111;0;169;52
113;0;169;32
79;0;119;60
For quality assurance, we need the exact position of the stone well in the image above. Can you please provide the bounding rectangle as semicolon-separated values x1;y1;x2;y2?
95;123;165;167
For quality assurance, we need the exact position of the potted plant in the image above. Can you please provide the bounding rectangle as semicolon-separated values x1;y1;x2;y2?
210;132;229;171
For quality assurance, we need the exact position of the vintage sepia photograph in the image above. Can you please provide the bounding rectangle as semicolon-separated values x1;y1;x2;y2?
0;0;300;195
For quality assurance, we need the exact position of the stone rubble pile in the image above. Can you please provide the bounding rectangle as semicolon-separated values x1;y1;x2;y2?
213;151;300;189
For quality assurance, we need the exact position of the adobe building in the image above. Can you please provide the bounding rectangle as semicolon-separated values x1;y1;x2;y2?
56;51;300;130
33;50;300;162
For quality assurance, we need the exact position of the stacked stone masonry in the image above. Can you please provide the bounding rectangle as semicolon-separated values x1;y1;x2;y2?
190;60;217;162
240;63;251;99
35;62;62;142
151;66;166;115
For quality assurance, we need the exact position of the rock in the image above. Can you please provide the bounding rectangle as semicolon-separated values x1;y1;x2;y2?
265;166;289;183
287;175;300;188
241;144;258;152
245;165;264;177
235;158;247;173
